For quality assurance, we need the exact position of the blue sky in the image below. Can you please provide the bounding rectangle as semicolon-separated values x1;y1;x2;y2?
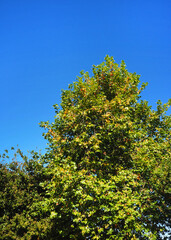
0;0;171;157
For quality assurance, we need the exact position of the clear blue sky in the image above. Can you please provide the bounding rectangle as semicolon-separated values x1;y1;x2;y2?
0;0;171;157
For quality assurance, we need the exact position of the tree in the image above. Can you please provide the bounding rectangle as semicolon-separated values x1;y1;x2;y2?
1;56;170;239
0;149;52;240
39;56;171;239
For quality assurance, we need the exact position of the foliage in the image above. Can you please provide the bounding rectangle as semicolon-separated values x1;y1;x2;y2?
1;56;170;239
40;56;171;239
0;149;52;240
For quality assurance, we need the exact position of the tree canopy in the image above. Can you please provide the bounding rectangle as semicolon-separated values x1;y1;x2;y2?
1;56;171;239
